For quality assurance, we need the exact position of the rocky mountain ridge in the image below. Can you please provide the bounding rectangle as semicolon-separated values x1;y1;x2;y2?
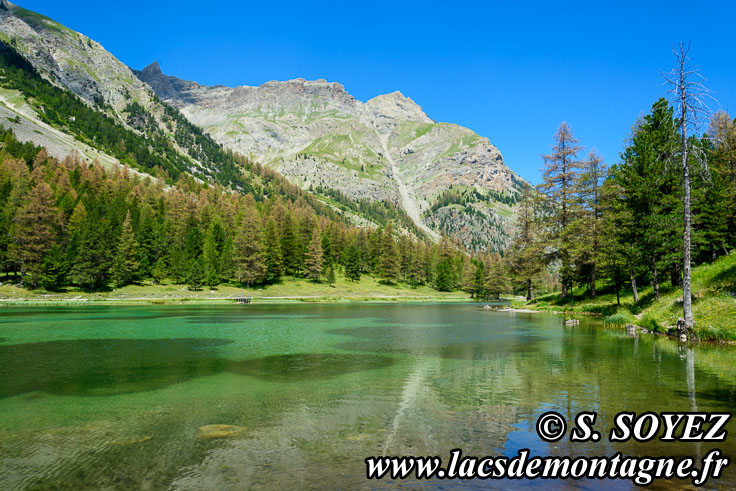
137;63;525;249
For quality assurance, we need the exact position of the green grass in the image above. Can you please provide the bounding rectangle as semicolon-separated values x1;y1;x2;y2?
603;312;634;327
395;121;437;146
524;252;736;341
0;271;470;306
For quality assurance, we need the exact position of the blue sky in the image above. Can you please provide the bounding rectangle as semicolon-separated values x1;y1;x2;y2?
19;0;736;184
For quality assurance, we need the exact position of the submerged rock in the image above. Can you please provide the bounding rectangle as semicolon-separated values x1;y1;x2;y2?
111;435;153;445
196;424;248;440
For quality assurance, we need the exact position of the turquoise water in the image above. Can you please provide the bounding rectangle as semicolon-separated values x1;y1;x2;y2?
0;304;734;489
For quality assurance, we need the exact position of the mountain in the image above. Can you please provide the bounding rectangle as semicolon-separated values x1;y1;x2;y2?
137;65;527;251
0;0;261;190
0;0;525;250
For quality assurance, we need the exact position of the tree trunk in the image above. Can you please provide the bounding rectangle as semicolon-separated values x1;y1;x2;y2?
590;268;596;298
527;278;534;301
651;259;660;300
630;272;639;304
680;66;694;329
561;282;568;298
615;267;621;306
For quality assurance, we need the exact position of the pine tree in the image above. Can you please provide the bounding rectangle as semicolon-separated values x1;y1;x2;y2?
279;211;300;275
39;244;67;291
169;245;188;284
151;257;167;284
326;265;336;286
202;221;222;284
304;228;324;282
434;259;454;292
473;261;485;299
433;237;456;292
184;223;203;264
219;236;234;283
187;258;205;291
71;214;114;290
321;233;333;265
111;212;140;287
616;100;680;302
343;244;362;282
378;224;400;284
10;182;59;287
205;266;219;289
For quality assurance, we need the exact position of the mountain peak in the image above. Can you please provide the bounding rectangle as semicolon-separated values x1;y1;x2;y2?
142;61;162;76
366;91;431;123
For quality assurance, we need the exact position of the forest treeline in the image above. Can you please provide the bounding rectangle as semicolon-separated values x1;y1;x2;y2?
0;127;512;297
506;99;736;310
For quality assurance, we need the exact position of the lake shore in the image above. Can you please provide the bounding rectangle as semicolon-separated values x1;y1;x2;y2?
0;295;474;306
0;275;473;306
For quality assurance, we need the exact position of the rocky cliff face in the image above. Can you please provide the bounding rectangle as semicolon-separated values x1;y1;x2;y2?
0;1;152;112
0;2;226;183
137;65;525;250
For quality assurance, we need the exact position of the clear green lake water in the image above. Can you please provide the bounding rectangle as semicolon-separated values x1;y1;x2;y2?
0;303;734;489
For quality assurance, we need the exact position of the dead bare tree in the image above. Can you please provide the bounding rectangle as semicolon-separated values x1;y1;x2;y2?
661;43;715;331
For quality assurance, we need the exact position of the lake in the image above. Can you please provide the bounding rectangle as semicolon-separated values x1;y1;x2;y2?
0;303;734;489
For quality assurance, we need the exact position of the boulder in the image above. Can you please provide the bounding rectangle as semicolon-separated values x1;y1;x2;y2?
196;424;248;440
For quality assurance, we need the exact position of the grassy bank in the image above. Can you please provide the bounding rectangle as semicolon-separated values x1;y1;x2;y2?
512;253;736;341
0;272;471;306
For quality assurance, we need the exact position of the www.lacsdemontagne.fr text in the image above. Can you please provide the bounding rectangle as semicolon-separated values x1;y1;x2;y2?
365;448;729;486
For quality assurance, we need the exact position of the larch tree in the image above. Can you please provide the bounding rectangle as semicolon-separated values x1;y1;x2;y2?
10;182;60;288
508;185;544;301
304;228;324;282
483;255;511;300
538;122;585;298
263;218;283;283
234;211;266;287
575;150;606;297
